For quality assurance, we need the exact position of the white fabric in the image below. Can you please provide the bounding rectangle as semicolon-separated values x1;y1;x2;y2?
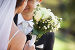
29;35;36;47
0;0;17;50
17;13;25;25
17;14;34;35
36;44;44;48
17;14;36;47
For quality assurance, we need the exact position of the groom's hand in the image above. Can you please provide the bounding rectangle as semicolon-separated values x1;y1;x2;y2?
24;40;36;50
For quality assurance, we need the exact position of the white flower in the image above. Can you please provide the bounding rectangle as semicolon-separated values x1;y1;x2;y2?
34;10;42;22
33;6;62;32
34;7;52;22
44;26;47;29
41;8;51;19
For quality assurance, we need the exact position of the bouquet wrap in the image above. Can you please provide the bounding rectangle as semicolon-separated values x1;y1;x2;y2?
29;35;36;46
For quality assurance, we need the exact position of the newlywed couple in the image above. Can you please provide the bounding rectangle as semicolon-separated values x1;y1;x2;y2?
0;0;54;50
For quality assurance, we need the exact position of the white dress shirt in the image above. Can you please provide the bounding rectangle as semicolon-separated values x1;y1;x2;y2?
17;13;34;35
17;14;44;48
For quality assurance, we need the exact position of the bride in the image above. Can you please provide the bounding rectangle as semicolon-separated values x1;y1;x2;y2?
0;0;35;50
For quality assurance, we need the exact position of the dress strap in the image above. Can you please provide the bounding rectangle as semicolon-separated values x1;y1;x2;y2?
9;30;19;43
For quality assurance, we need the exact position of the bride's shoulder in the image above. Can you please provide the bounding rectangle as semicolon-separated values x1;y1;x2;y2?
8;30;26;50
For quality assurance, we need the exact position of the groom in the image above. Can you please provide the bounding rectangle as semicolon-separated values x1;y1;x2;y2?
14;0;54;50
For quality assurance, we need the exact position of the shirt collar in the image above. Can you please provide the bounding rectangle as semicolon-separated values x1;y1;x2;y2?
17;13;25;25
17;14;34;26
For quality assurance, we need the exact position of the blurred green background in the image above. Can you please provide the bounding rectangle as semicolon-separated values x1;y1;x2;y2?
41;0;75;50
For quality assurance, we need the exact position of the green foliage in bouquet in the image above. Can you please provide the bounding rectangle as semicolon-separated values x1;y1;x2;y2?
32;6;62;38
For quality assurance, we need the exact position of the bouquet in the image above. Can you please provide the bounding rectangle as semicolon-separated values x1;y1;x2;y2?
32;6;62;38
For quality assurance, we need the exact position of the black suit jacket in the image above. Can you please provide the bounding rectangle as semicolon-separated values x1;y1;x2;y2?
14;14;18;25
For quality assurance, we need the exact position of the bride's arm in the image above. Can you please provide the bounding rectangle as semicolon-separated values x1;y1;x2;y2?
8;21;35;50
8;21;27;50
8;31;26;50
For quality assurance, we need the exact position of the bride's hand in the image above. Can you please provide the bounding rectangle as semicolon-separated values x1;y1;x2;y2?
24;40;36;50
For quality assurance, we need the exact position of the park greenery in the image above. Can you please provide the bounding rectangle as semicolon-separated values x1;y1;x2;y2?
41;0;75;50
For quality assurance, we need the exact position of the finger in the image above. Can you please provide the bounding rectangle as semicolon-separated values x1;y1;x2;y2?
25;40;31;47
31;44;35;48
27;40;30;44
